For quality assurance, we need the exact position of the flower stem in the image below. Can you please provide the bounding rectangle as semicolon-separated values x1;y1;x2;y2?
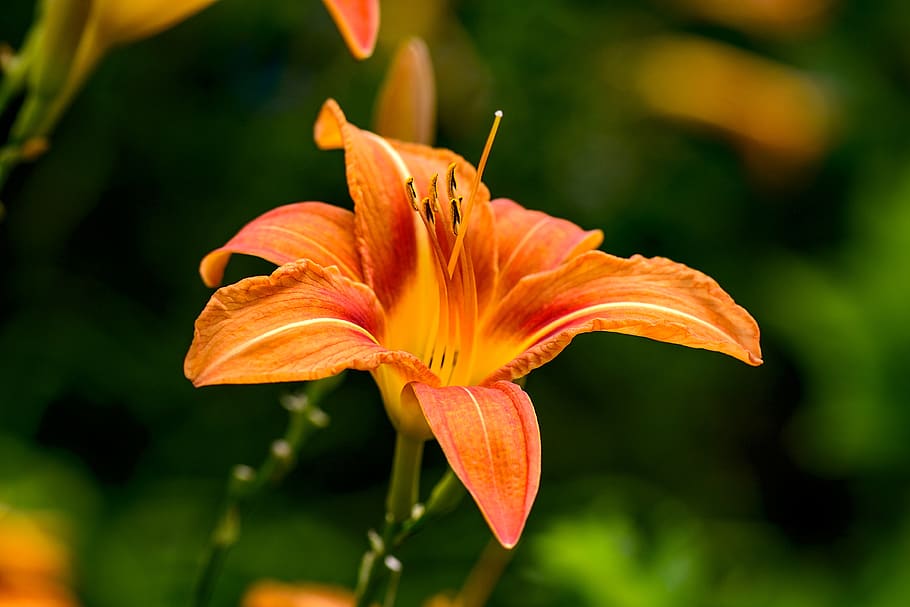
456;538;515;607
354;432;424;607
193;376;340;607
0;22;39;117
386;433;424;525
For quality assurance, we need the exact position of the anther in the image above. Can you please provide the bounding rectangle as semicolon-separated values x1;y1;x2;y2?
405;177;419;211
429;174;440;213
446;163;458;201
423;197;435;224
451;197;462;235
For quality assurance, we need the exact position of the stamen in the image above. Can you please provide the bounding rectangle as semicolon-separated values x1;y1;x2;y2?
451;197;462;235
446;162;457;201
405;177;419;211
429;173;440;212
446;110;503;276
423;197;435;224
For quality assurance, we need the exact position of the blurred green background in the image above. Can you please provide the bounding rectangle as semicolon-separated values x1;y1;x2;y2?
2;0;910;605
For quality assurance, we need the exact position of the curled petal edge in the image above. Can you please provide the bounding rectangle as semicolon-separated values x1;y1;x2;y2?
199;202;361;287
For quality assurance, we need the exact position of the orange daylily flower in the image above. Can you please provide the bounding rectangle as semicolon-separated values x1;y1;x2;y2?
185;99;762;547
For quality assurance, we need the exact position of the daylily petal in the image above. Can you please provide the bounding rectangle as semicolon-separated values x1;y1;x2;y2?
185;259;434;387
373;37;436;145
199;202;361;288
315;99;426;311
406;381;541;548
321;0;379;60
491;198;603;298
483;251;762;383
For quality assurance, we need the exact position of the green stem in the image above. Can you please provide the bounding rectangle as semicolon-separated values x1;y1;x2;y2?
0;19;40;116
354;433;425;607
386;433;424;525
193;377;339;607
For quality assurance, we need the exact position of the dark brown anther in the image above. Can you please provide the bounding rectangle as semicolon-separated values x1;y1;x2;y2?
446;163;458;201
429;173;440;212
405;177;419;211
451;197;462;235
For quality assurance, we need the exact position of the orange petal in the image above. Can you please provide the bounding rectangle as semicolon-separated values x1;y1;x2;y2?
315;99;425;310
483;251;762;383
185;259;434;387
406;381;541;548
199;202;361;287
491;198;603;298
373;37;436;145
321;0;379;60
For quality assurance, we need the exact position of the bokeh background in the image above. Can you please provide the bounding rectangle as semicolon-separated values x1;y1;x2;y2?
3;0;910;605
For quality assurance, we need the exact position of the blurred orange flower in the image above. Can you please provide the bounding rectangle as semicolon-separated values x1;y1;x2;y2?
0;508;78;607
632;35;836;172
243;581;359;607
185;99;761;548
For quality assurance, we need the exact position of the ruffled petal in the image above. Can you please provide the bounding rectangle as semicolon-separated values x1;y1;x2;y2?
199;202;361;287
405;381;541;548
491;198;603;298
321;0;379;60
482;251;762;383
185;260;435;387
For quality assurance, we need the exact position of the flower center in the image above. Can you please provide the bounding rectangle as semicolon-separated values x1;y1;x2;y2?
401;111;503;385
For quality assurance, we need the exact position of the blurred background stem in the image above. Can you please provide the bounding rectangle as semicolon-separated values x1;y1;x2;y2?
193;375;340;607
456;539;515;607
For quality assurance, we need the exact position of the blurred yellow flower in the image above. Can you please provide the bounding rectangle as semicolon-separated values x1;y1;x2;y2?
670;0;834;36
86;0;218;50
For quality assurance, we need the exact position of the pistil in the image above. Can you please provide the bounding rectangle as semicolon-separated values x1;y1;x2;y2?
446;110;502;276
